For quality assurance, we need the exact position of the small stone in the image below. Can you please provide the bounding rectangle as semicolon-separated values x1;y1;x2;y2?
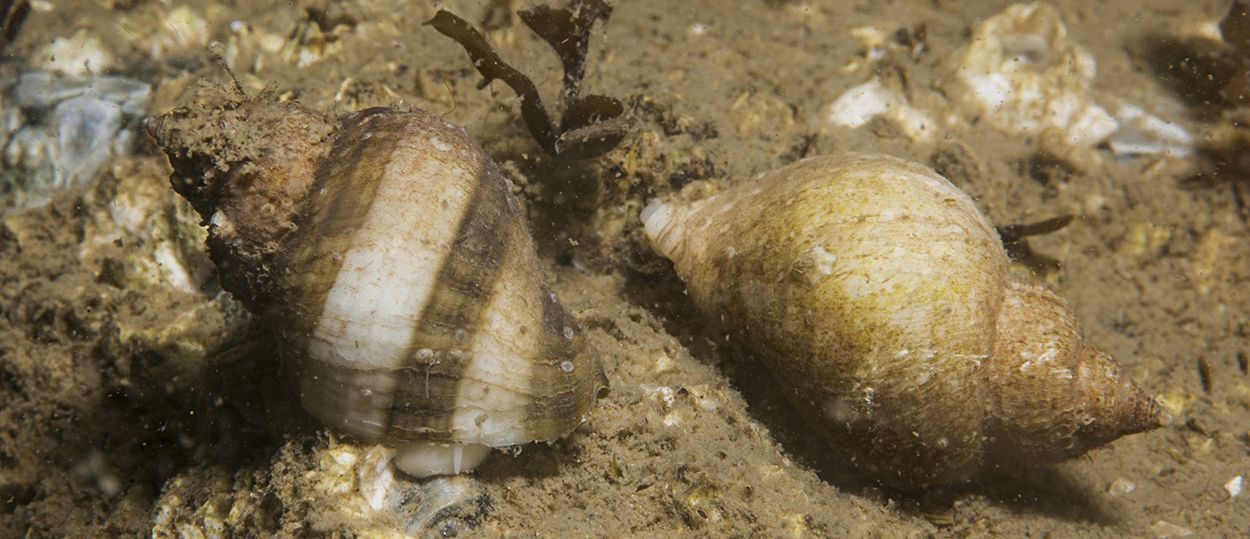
1150;520;1195;538
1107;477;1136;495
653;351;676;374
1225;475;1244;498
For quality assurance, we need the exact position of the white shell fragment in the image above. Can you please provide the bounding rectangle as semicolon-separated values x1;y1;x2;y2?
956;3;1116;152
114;5;212;62
1107;477;1137;495
147;7;211;60
1150;520;1196;538
1107;102;1193;158
33;29;113;76
827;80;935;142
824;2;1192;163
952;2;1193;162
1226;475;1244;498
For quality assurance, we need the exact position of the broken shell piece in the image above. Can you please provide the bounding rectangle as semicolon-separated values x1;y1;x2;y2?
356;446;493;534
826;79;935;142
1226;475;1244;498
33;29;113;76
115;5;213;62
954;2;1194;163
956;3;1116;155
1107;102;1193;158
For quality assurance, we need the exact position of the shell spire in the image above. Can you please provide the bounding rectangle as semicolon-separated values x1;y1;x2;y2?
641;152;1162;488
149;82;607;477
985;279;1163;465
145;82;333;311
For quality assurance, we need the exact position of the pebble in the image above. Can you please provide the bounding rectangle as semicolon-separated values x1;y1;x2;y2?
1107;477;1136;495
1150;520;1194;538
1225;475;1243;498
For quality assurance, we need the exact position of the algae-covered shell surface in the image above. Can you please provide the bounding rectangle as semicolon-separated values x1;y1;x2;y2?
642;153;1162;488
1;0;1248;537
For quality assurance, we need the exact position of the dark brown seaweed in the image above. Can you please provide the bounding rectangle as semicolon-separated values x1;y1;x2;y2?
428;0;627;160
996;215;1075;244
997;214;1075;272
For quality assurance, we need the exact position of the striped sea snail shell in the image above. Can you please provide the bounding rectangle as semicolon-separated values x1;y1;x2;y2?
146;84;607;477
641;153;1163;488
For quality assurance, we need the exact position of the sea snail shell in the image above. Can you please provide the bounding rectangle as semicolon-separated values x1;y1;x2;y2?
641;153;1162;488
146;86;607;477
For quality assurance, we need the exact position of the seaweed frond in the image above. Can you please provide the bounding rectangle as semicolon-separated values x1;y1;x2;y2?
997;215;1074;245
998;214;1075;273
428;0;628;160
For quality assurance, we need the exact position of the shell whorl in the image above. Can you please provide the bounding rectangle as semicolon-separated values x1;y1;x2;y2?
277;108;605;448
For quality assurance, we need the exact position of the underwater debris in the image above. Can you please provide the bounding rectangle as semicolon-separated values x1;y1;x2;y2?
1147;2;1250;223
2;72;151;215
997;214;1075;272
33;29;116;77
1203;3;1250;215
143;6;211;61
280;5;357;67
0;0;28;55
956;3;1118;161
149;442;496;536
1143;0;1250;110
826;3;1190;165
996;214;1075;245
826;79;934;143
428;0;629;159
953;2;1192;163
1220;0;1250;103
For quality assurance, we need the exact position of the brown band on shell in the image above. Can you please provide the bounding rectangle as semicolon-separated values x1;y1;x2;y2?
297;356;398;441
520;286;604;441
282;111;422;443
384;156;515;442
278;111;411;330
